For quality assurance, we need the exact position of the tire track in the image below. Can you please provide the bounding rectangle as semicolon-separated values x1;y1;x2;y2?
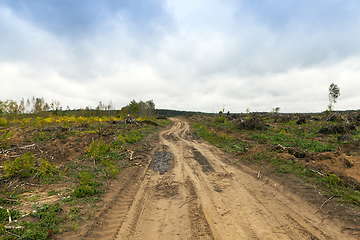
113;118;357;240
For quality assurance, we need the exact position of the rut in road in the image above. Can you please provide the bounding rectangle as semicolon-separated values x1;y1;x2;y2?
115;119;355;240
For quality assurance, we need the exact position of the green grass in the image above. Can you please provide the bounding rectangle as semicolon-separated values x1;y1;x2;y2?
190;118;360;206
1;203;63;240
191;123;252;154
244;150;360;205
0;117;163;239
250;131;335;152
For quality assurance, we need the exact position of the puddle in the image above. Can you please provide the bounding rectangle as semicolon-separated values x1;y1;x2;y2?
150;148;172;175
192;148;214;173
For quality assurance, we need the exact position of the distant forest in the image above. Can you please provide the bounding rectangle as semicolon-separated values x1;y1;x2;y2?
155;109;210;117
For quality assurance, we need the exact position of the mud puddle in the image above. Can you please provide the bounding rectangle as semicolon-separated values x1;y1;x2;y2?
150;147;172;175
191;147;214;173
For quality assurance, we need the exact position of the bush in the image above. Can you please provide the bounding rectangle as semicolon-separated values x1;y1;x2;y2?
0;118;8;126
326;174;340;185
102;160;121;179
3;152;35;178
85;140;109;161
79;171;92;185
216;116;226;123
72;184;100;198
36;158;59;177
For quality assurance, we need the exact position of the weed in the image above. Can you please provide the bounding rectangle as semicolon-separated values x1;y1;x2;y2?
0;118;8;126
102;160;121;179
216;116;226;123
36;158;59;178
79;171;92;185
72;184;100;198
325;174;340;185
66;206;83;221
3;152;34;178
28;194;42;202
85;140;109;162
2;203;63;240
0;129;13;148
48;190;61;196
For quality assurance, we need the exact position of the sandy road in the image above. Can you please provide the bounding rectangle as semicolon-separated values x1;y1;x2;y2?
114;118;355;240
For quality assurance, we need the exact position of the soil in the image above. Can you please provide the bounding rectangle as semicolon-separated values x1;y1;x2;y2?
86;118;360;239
2;118;360;239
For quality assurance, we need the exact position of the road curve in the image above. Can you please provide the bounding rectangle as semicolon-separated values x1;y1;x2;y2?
115;118;355;240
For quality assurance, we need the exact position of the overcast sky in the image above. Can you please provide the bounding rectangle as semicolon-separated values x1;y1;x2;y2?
1;0;360;113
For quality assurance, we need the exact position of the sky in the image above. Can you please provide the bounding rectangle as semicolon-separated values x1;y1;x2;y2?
1;0;360;113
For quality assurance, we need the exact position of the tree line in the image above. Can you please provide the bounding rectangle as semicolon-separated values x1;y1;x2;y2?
0;98;159;118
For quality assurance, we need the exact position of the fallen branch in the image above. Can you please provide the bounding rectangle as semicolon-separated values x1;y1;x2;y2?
129;150;134;161
18;143;36;149
7;209;12;224
99;170;109;179
5;226;25;229
310;169;326;177
179;196;197;208
0;198;19;204
5;230;21;239
221;209;231;216
256;171;260;180
6;179;19;189
315;196;335;213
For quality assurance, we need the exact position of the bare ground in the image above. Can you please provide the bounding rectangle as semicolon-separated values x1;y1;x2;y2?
73;118;360;240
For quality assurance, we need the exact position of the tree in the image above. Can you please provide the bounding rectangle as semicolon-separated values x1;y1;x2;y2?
328;83;340;112
128;100;139;114
271;107;280;114
145;100;155;116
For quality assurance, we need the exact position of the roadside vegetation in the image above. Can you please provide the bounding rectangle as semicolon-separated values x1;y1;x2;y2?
0;98;170;239
189;111;360;206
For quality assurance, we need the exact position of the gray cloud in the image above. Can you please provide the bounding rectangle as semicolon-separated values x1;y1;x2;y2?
1;0;360;113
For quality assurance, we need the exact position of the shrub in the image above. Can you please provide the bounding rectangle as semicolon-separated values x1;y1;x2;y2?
0;130;13;148
79;171;92;185
102;160;121;179
216;116;226;123
326;174;340;185
0;118;8;126
36;158;59;177
84;140;109;161
72;183;101;198
72;185;96;198
3;152;35;178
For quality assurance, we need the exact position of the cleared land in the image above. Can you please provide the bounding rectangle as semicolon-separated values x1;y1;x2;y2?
1;113;360;239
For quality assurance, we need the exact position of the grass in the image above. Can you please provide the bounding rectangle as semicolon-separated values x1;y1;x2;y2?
0;115;164;239
250;131;335;152
190;116;360;206
1;203;63;240
191;123;252;154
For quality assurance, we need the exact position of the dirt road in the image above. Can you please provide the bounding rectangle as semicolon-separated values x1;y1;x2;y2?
85;119;357;239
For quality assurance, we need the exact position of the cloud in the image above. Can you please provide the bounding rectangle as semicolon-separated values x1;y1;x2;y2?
1;0;360;113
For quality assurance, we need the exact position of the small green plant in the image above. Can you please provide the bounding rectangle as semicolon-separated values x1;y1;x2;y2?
118;132;141;144
0;130;13;148
216;116;226;123
79;171;92;185
72;172;102;198
85;140;109;162
325;174;340;185
104;160;121;179
66;206;82;221
72;184;99;198
3;152;34;178
47;190;61;196
0;118;8;126
36;158;59;178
